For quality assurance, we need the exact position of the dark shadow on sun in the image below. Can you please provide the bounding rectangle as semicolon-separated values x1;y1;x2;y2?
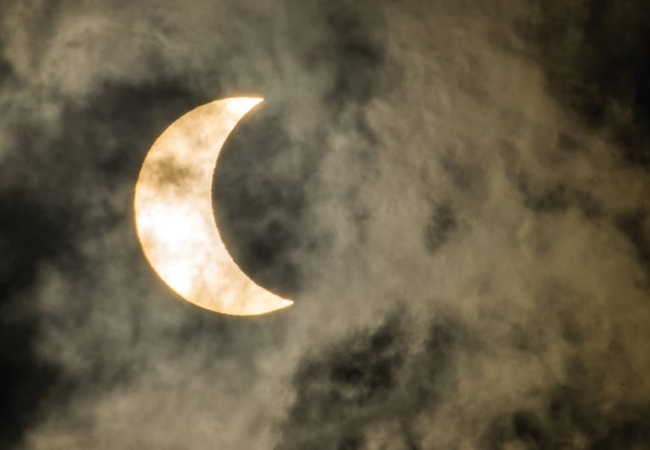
212;101;305;302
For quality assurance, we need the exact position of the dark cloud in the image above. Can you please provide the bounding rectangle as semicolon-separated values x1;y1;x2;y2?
438;145;486;194
424;202;457;254
292;0;387;109
483;387;650;449
276;311;479;449
280;292;650;449
534;0;650;167
0;189;74;448
616;211;650;283
517;179;603;218
276;313;408;449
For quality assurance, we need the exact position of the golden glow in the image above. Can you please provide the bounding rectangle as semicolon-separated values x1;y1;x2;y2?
134;98;293;316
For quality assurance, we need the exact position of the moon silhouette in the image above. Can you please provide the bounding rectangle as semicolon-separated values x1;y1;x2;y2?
134;97;294;316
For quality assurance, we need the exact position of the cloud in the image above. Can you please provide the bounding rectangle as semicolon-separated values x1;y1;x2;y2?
1;0;649;449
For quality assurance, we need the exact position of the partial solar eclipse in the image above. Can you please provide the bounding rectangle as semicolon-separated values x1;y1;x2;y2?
134;98;293;316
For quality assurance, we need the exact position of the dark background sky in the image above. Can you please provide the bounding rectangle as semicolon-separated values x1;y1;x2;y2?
2;0;650;448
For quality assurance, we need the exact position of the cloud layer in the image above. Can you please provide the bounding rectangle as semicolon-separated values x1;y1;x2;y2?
1;0;650;448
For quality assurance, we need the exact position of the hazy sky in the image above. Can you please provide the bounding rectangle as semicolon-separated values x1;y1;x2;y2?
1;0;650;448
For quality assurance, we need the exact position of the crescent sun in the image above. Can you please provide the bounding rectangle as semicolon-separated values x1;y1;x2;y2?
134;97;293;316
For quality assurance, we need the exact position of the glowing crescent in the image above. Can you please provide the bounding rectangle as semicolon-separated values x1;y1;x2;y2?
134;97;293;316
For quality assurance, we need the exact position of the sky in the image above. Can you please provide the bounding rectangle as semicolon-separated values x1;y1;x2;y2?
1;0;650;448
